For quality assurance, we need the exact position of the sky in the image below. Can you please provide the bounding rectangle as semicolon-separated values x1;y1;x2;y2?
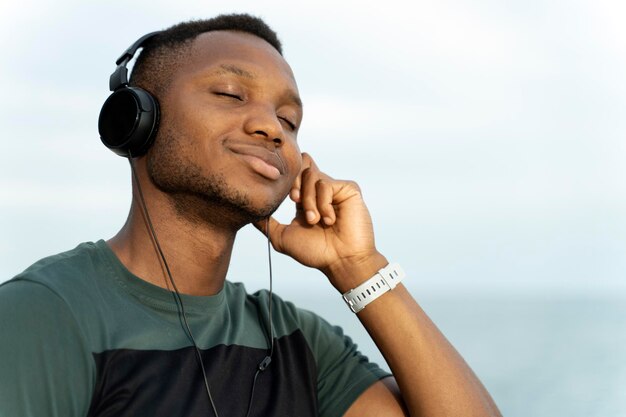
1;0;625;296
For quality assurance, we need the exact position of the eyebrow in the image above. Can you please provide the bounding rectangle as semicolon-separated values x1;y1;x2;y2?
211;63;303;109
215;63;255;79
285;91;303;110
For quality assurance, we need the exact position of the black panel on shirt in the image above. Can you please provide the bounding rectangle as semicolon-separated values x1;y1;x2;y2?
87;329;318;417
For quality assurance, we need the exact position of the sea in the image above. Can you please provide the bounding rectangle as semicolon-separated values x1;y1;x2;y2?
289;289;626;417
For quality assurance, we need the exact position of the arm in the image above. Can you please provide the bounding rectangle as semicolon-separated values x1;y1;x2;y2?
256;153;502;417
336;260;502;417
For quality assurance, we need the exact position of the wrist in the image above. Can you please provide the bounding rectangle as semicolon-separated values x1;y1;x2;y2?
323;251;389;293
342;262;406;313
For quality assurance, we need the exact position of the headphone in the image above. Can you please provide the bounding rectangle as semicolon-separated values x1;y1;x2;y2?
98;31;162;157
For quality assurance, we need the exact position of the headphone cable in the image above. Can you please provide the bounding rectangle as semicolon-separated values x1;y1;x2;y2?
244;217;275;417
128;156;220;417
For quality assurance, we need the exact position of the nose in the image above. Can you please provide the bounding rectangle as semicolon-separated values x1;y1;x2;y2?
243;104;284;147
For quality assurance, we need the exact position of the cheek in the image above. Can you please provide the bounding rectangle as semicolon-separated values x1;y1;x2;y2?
161;110;226;161
286;144;302;179
162;92;219;146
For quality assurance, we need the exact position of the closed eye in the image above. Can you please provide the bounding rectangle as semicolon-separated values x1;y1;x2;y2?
215;92;243;101
279;117;297;131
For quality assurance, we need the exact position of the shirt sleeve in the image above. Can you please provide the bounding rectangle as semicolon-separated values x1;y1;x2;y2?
295;308;392;417
0;280;95;417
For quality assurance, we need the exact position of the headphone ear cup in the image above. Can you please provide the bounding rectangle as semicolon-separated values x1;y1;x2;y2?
98;87;159;157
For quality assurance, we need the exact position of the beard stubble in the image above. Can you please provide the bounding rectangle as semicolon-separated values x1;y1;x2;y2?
146;127;285;229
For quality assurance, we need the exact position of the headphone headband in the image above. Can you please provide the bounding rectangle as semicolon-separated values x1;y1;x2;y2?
109;31;162;91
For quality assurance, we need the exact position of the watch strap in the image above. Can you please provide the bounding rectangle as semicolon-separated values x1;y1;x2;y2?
342;263;405;313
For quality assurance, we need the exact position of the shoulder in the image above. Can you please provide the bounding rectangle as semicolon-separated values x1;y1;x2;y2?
1;241;105;309
237;284;326;328
224;281;343;346
5;241;105;291
0;240;120;350
0;240;110;339
237;285;354;354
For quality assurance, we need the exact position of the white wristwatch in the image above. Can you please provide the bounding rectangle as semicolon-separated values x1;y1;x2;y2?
342;263;405;313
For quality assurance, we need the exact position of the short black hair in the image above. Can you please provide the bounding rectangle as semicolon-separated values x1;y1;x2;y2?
130;14;282;96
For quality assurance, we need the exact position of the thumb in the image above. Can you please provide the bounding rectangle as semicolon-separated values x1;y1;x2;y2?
253;216;286;253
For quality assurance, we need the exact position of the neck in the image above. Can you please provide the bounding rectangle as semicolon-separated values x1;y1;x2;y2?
108;187;240;297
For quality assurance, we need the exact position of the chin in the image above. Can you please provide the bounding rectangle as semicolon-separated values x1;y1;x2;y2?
161;183;284;230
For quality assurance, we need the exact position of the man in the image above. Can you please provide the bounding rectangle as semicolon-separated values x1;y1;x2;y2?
0;14;501;417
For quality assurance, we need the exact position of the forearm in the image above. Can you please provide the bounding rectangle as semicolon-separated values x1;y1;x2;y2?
328;255;502;417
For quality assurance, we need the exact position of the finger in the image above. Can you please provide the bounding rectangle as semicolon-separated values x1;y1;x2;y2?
316;179;336;225
290;170;302;203
290;152;314;202
300;166;320;224
252;216;286;253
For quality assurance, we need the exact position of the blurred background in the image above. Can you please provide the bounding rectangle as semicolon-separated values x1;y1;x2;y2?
1;0;625;415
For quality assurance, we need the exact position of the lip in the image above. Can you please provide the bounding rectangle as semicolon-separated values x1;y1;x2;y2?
226;141;286;180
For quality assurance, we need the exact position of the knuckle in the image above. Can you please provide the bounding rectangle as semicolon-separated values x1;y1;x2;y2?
316;178;328;188
301;167;313;180
303;153;318;169
346;180;361;192
316;181;333;198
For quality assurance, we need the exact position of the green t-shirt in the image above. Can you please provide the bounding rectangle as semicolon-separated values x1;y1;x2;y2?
0;241;389;417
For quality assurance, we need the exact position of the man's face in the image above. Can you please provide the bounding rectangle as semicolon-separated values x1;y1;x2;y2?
146;30;303;227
